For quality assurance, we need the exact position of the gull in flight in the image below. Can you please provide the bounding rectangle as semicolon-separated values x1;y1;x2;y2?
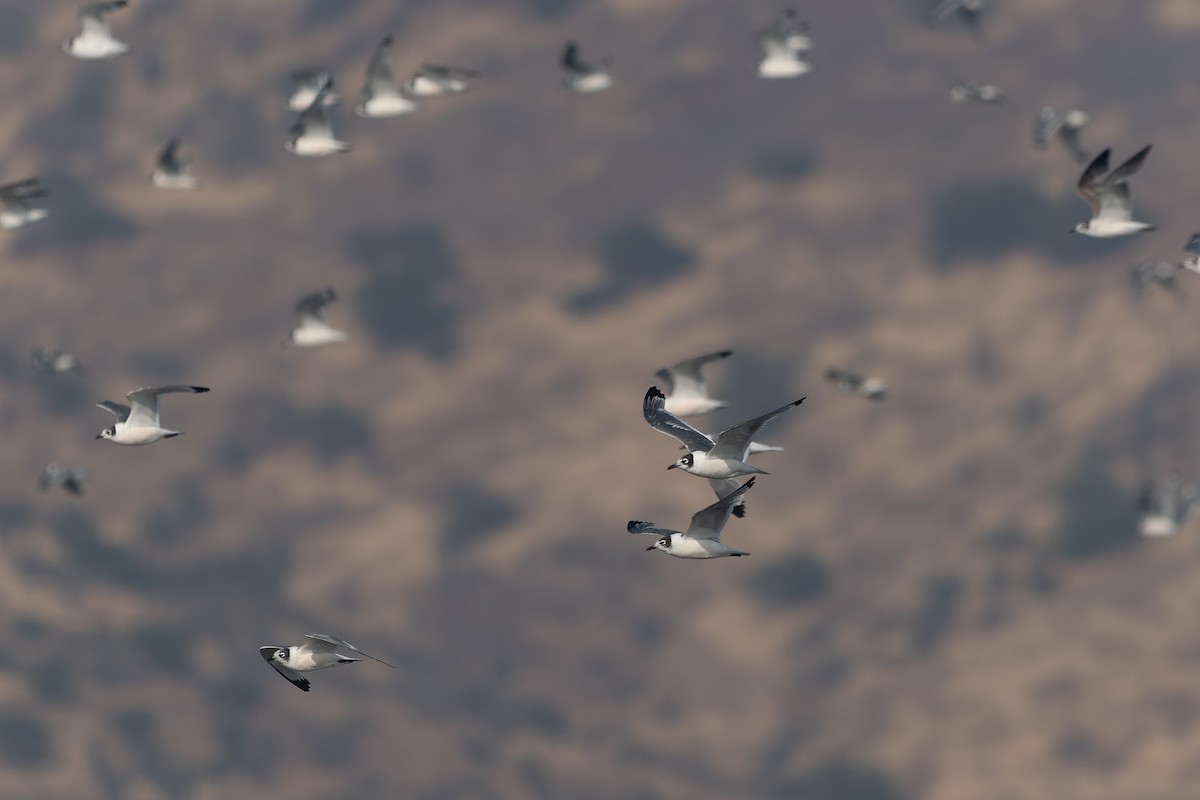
1072;146;1154;238
1130;260;1184;301
561;41;612;93
0;178;49;231
288;287;348;348
629;478;756;558
286;78;348;156
932;0;985;42
288;69;340;112
1137;475;1198;538
757;9;811;79
404;64;478;96
39;463;88;497
655;351;732;417
31;347;84;376
357;36;417;118
152;138;198;190
63;1;129;60
260;634;396;692
95;385;210;445
643;386;804;479
825;368;888;401
1180;233;1200;274
947;81;1004;105
1034;107;1090;163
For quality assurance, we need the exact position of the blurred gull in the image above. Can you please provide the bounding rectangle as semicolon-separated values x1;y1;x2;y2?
656;350;732;417
404;64;478;96
152;138;198;191
1072;146;1154;238
757;9;811;79
286;78;348;156
947;81;1004;105
1034;107;1090;163
0;178;49;230
288;69;339;112
31;347;84;376
932;0;985;42
644;386;804;479
288;287;348;348
629;478;756;559
63;1;129;60
1138;475;1198;538
95;385;210;446
1181;233;1200;274
39;463;88;497
356;36;417;118
561;41;612;93
1130;261;1182;300
825;368;888;401
260;634;396;692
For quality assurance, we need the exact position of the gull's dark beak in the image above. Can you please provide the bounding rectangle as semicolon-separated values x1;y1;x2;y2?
93;434;102;439
646;544;657;551
666;463;678;471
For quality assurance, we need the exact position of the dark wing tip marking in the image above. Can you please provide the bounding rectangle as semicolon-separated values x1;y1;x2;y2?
189;386;211;393
731;505;747;519
627;520;649;533
644;386;665;402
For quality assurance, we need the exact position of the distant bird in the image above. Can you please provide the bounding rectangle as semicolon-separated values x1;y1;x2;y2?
30;347;84;376
286;78;348;156
152;138;197;191
947;81;1004;105
1181;233;1200;274
39;463;88;497
1130;261;1183;300
1034;107;1091;163
655;350;732;417
63;1;129;60
288;287;348;348
757;9;811;79
932;0;985;42
561;41;612;93
629;478;756;559
95;385;210;446
260;633;396;692
288;69;340;112
0;178;49;231
825;368;888;401
1072;146;1154;238
356;36;417;118
644;386;804;480
1137;475;1198;538
403;64;478;96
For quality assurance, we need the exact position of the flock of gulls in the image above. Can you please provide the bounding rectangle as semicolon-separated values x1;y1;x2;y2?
7;0;1189;699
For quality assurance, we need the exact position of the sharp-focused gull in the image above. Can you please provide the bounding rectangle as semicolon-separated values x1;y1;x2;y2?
1072;146;1154;238
629;478;756;559
561;41;612;93
1034;106;1090;163
288;69;340;112
357;36;417;118
0;178;49;231
63;1;129;60
655;350;732;417
288;286;348;348
95;385;210;446
39;463;88;497
757;9;811;79
31;347;84;376
260;633;396;692
403;64;478;96
152;138;198;190
286;77;348;156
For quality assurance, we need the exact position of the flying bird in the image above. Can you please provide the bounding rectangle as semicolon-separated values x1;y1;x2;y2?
288;287;348;348
757;9;811;79
561;41;612;93
825;369;888;401
95;385;210;446
357;36;417;118
932;0;985;42
286;78;348;156
1034;107;1091;163
403;64;478;96
0;178;49;231
643;386;804;480
30;347;84;376
63;1;129;60
39;463;88;497
655;351;732;417
288;69;340;112
1180;233;1200;274
152;138;198;190
629;478;756;558
1072;146;1154;238
260;633;396;692
1137;475;1198;538
947;81;1004;105
1130;261;1183;300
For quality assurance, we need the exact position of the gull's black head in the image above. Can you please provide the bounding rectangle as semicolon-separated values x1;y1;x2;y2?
668;452;694;471
647;534;672;551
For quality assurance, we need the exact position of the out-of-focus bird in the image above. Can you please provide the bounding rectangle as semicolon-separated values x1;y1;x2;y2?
932;0;985;42
655;351;732;417
825;368;888;401
403;64;478;96
288;287;348;348
152;138;198;190
63;1;129;60
95;386;210;446
561;41;612;93
286;78;348;156
1072;146;1155;238
288;69;340;112
260;634;396;692
39;463;88;497
1180;233;1200;274
357;36;417;118
31;347;84;376
0;178;49;231
1130;261;1183;300
629;478;756;559
1138;475;1198;538
757;8;811;79
947;81;1004;105
1034;107;1091;163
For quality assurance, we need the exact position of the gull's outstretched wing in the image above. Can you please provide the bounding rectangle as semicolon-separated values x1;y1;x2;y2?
125;386;210;428
686;478;756;541
655;350;731;401
304;634;397;668
643;387;715;452
96;400;131;423
626;521;680;537
710;397;805;460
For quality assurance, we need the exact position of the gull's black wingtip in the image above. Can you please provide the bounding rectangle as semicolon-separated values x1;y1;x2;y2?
644;386;665;402
731;505;747;519
627;520;648;533
191;386;211;394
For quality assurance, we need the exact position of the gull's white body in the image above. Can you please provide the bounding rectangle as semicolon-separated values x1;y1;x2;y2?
289;287;348;348
287;78;348;156
404;66;475;96
357;36;418;118
566;72;612;93
561;42;612;93
31;347;84;376
63;2;129;60
757;10;810;79
95;385;210;446
0;178;49;231
1138;476;1197;538
0;208;48;230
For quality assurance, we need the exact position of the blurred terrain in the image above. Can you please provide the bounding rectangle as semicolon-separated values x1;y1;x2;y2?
1;1;1200;798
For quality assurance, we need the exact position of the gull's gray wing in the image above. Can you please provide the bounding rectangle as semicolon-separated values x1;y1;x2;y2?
686;477;756;541
1076;148;1111;215
626;521;680;537
1094;145;1151;222
96;400;131;423
305;633;397;668
38;464;62;492
931;0;964;21
125;385;210;428
364;36;399;98
655;350;732;400
260;647;311;691
158;138;184;172
643;387;715;452
295;287;336;322
1034;107;1066;148
710;397;805;460
0;179;45;212
295;93;333;138
80;1;125;37
1184;233;1200;254
561;41;590;74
